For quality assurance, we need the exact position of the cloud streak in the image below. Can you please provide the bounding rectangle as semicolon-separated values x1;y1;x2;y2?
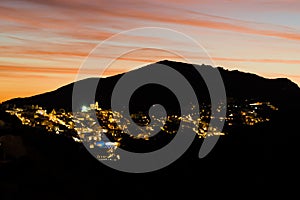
1;0;300;42
0;65;128;77
0;0;300;101
211;57;300;64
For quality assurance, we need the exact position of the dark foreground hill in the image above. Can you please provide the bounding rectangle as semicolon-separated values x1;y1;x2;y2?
1;60;300;198
0;107;299;199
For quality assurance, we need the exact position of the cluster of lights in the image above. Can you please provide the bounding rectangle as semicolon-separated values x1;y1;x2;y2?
3;100;277;161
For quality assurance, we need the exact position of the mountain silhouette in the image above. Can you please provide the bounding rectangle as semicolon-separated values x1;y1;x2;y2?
3;60;300;112
1;60;300;198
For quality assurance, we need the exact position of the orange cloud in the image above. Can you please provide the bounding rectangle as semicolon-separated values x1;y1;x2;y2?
0;65;85;75
211;57;300;64
1;0;300;100
0;65;127;77
2;0;300;43
124;12;300;41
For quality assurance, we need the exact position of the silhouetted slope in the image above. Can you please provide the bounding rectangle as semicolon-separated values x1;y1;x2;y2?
3;60;300;111
0;107;299;198
1;60;300;198
217;68;300;108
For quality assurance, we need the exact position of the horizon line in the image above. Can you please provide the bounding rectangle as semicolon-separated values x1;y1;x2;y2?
1;59;299;103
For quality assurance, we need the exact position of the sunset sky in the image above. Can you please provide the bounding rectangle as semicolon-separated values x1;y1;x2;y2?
1;0;300;102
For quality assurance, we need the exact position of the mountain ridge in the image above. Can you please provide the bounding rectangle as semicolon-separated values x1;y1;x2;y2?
3;60;300;111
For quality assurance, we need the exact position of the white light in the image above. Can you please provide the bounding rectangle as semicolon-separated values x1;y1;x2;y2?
81;106;88;112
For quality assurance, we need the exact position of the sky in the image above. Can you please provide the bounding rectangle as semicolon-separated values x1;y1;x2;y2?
1;0;300;102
